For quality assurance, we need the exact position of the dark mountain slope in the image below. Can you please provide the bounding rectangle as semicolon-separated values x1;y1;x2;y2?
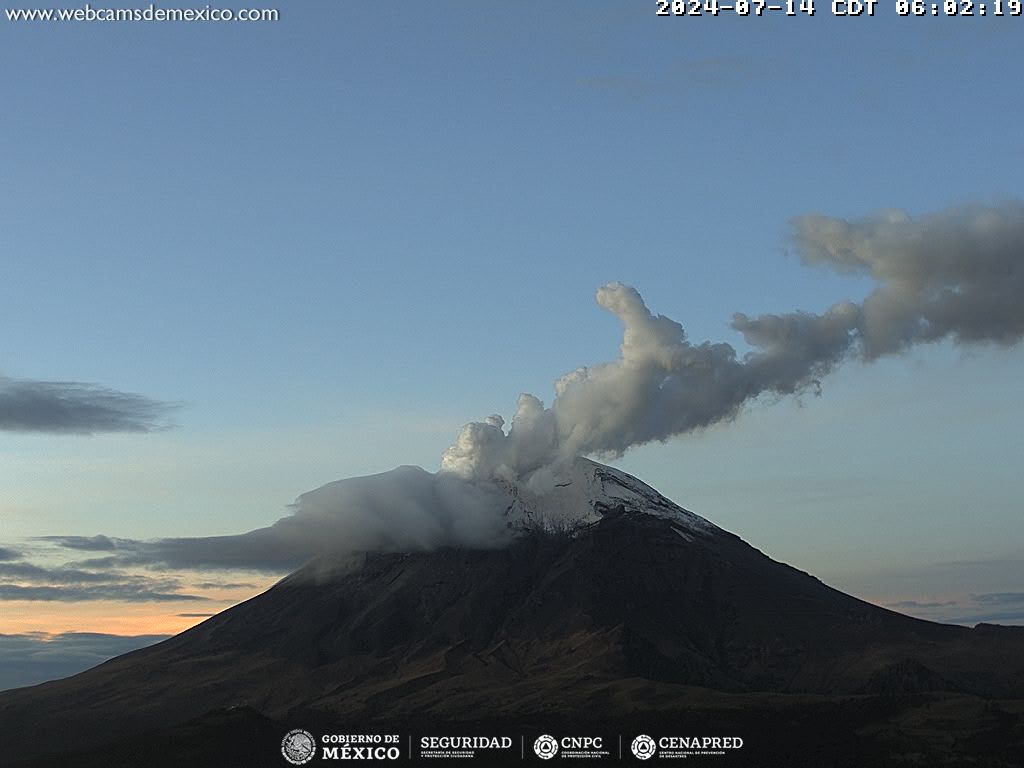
2;461;1022;765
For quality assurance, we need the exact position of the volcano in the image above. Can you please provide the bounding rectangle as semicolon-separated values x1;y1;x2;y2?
2;460;1023;767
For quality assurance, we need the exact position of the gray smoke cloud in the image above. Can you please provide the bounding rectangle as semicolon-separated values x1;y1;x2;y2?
0;376;176;434
444;202;1024;491
792;202;1024;357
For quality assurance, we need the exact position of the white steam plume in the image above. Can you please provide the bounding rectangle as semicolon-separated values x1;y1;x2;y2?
443;202;1024;491
791;203;1024;357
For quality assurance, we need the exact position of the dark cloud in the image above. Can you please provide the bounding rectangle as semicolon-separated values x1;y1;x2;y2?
846;558;1024;624
0;376;177;434
881;585;1024;627
65;532;307;573
887;599;957;609
64;557;120;569
40;535;122;551
193;581;256;590
0;556;210;602
973;593;1024;606
0;548;21;562
941;609;1024;626
0;562;142;584
0;584;208;602
0;632;169;692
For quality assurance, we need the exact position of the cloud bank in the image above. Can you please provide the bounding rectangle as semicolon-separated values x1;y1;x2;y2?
902;591;1024;627
44;466;513;572
0;376;176;434
0;560;208;602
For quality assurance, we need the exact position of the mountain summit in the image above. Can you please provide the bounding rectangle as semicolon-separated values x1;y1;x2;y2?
2;461;1023;766
500;458;721;537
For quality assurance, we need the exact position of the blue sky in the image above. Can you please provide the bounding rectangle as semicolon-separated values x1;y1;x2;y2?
2;0;1023;667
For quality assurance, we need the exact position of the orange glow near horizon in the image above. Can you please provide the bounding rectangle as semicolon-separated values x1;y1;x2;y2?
0;577;278;636
0;600;224;636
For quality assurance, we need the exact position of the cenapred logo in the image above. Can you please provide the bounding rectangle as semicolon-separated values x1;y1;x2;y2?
534;734;559;760
631;734;657;760
281;729;317;765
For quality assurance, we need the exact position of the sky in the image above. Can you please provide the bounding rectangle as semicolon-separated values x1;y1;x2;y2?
2;1;1023;689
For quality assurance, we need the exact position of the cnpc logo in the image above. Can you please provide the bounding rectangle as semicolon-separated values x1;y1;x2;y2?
533;734;558;759
534;734;604;759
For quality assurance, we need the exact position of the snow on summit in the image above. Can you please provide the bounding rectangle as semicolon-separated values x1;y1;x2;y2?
503;458;718;537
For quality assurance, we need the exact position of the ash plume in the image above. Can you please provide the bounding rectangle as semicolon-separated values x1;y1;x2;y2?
443;202;1024;491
